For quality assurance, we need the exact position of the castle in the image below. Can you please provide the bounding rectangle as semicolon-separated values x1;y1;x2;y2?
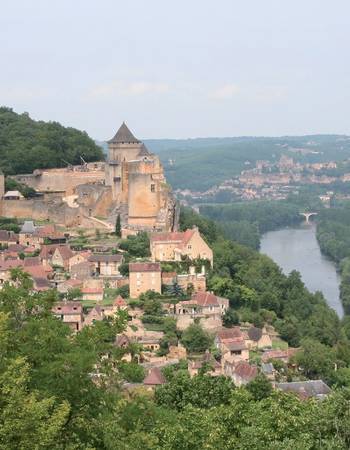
0;123;178;233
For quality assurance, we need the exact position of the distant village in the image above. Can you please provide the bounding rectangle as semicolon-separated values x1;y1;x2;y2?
177;153;350;205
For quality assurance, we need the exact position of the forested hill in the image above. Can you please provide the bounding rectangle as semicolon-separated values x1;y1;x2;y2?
0;107;104;175
143;135;350;191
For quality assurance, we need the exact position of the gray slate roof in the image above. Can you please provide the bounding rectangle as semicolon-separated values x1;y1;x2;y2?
276;380;331;399
21;221;36;234
108;122;140;144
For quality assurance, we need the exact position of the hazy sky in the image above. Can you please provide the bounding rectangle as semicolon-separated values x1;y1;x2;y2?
1;0;350;139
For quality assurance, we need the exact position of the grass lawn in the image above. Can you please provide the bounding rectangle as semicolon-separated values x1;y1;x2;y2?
272;338;289;350
143;323;166;332
81;298;116;308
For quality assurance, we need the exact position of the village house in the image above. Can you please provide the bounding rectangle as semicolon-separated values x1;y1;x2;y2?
150;226;213;266
275;380;331;400
68;251;91;270
52;301;83;332
243;326;273;350
188;351;222;377
223;359;258;386
176;291;229;317
19;222;66;248
80;287;104;302
0;230;19;247
261;348;298;364
57;278;83;294
84;305;104;327
215;328;249;361
70;261;94;280
88;253;123;276
129;262;161;298
143;367;166;388
40;244;74;270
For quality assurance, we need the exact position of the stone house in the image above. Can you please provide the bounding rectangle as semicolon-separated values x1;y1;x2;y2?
40;244;74;270
84;305;104;327
68;251;91;270
244;326;273;350
215;328;249;361
275;380;331;400
19;222;66;248
224;359;258;386
143;367;166;387
150;226;213;266
80;287;104;302
70;261;94;280
88;254;123;276
129;262;161;298
188;351;222;377
261;348;298;364
0;230;19;246
52;301;83;332
176;292;229;317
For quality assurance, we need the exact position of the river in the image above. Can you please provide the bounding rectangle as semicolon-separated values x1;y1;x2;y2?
260;223;344;317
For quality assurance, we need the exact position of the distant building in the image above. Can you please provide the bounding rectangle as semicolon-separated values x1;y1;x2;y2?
52;302;83;332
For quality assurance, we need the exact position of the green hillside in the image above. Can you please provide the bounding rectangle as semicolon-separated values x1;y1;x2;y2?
144;135;350;191
0;107;104;175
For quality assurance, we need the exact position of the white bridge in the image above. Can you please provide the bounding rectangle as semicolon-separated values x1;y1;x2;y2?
300;212;318;223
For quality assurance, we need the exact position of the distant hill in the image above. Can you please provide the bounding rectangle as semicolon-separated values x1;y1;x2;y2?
0;107;104;175
144;135;350;191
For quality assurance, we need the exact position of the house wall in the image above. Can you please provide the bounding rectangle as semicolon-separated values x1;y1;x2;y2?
129;270;161;298
186;230;213;265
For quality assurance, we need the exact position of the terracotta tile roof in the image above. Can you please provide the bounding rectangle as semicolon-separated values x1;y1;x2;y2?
143;367;166;386
65;279;83;288
261;348;298;363
222;338;246;351
7;244;25;253
0;259;24;271
40;245;73;261
129;262;161;272
192;291;219;306
151;227;198;246
53;302;82;315
113;295;126;307
24;265;50;279
234;361;258;381
23;257;41;267
33;277;51;291
217;327;243;341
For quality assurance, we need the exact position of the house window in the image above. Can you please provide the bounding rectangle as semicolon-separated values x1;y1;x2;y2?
188;245;192;250
150;184;155;192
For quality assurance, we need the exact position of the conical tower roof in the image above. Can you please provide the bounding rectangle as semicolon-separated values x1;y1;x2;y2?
108;122;140;144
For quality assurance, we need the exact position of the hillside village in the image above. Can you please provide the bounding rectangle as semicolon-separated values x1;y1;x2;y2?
0;200;330;398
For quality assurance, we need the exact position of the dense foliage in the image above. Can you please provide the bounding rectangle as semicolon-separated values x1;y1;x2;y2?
0;107;104;174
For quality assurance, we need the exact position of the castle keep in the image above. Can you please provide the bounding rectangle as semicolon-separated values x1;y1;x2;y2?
0;123;178;233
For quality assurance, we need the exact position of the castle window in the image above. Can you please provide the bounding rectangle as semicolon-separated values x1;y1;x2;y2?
151;184;155;192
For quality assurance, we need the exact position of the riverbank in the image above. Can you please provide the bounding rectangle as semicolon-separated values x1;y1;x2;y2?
260;223;343;317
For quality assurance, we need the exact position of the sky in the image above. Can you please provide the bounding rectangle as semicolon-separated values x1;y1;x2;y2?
1;0;350;140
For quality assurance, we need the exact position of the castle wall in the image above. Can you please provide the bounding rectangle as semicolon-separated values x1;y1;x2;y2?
14;167;105;195
2;198;81;227
128;171;161;227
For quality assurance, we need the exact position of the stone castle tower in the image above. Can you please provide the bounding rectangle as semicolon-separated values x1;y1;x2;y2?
105;123;178;232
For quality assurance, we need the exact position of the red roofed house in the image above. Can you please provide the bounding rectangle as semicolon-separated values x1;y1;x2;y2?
129;262;161;298
0;230;19;246
143;367;166;387
215;327;249;361
52;301;83;332
150;226;213;266
81;287;104;302
224;360;258;386
40;245;74;270
176;291;229;317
